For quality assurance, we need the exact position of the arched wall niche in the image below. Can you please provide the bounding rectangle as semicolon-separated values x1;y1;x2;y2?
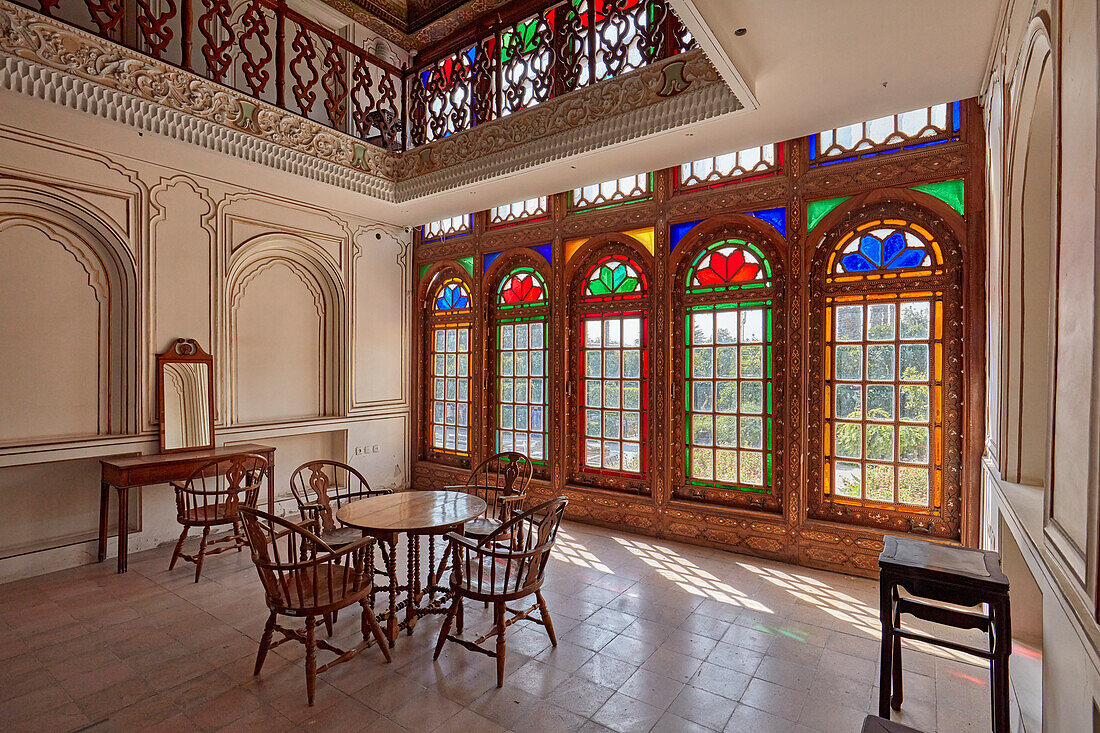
999;18;1054;489
0;186;138;444
806;193;968;540
667;214;787;514
224;233;347;425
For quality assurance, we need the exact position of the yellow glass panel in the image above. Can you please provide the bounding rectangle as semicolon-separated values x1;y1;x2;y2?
824;459;831;495
934;344;943;381
934;300;943;339
883;219;907;227
564;238;589;263
623;227;656;256
910;223;932;239
856;220;881;232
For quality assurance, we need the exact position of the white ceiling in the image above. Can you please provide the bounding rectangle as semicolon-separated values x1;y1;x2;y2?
392;0;1001;226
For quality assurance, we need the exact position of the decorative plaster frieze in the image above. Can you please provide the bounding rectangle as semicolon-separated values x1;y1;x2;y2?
0;0;398;198
0;1;743;203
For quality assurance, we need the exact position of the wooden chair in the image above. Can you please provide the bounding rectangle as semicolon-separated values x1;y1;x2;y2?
290;460;394;548
444;452;533;541
239;506;391;706
434;496;568;686
169;453;267;582
290;460;394;604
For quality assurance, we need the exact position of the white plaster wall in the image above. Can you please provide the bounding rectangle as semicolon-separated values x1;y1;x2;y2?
983;0;1100;729
0;78;411;582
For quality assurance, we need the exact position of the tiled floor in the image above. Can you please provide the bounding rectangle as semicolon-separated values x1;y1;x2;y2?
0;521;995;732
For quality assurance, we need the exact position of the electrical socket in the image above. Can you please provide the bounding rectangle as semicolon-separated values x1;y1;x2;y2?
353;446;365;456
371;444;380;453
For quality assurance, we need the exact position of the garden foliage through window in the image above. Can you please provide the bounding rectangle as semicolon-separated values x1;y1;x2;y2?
494;267;549;462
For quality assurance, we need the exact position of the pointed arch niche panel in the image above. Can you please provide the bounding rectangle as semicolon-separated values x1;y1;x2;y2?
411;98;986;577
0;204;137;443
227;236;346;425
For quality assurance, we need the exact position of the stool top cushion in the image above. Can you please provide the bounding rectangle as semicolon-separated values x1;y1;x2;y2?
861;715;925;733
879;535;1008;588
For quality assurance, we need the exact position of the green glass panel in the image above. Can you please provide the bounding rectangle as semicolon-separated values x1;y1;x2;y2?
419;262;433;281
457;256;475;276
911;179;965;216
807;195;851;233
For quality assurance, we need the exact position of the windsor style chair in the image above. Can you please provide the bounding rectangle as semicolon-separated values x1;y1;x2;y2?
290;459;395;607
444;451;533;541
169;453;267;582
434;496;568;687
239;506;391;706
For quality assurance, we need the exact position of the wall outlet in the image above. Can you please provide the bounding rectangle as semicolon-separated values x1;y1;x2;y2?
354;446;365;455
371;444;380;453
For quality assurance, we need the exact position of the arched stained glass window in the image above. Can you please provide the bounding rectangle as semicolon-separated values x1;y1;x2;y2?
498;268;546;306
681;239;776;497
583;255;646;299
426;274;472;458
819;216;948;519
575;253;648;481
688;240;771;292
435;279;471;310
827;220;943;281
492;266;549;462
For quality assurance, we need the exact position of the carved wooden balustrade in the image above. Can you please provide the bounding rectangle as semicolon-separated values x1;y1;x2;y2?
406;0;696;147
20;0;406;151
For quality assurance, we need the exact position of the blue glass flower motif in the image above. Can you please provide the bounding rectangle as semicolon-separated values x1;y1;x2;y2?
436;283;470;310
840;231;928;272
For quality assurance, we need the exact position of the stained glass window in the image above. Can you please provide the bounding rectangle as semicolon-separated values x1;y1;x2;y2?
489;197;550;226
827;220;943;283
812;102;962;164
577;254;648;477
427;275;472;458
493;267;549;462
423;215;471;241
416;48;476;143
678;144;780;190
571;173;651;211
822;221;944;512
499;10;556;117
683;241;775;493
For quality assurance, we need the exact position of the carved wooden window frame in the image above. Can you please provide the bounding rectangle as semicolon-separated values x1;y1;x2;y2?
676;144;783;193
421;265;476;467
670;217;786;513
484;250;552;477
808;199;965;539
566;235;653;494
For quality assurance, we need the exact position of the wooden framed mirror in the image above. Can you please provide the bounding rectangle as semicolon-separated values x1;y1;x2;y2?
157;338;215;453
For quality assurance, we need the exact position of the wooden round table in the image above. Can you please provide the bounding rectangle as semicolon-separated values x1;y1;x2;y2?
336;490;486;645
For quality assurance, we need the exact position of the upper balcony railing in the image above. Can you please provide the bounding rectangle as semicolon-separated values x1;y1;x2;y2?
18;0;405;150
406;0;695;148
13;0;696;156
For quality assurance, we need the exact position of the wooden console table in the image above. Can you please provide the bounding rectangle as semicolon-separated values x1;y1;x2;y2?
98;443;276;573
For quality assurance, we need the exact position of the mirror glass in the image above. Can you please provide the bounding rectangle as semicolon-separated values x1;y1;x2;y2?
158;339;215;452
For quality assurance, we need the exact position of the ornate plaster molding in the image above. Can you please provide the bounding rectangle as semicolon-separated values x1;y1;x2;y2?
0;1;398;198
0;2;743;204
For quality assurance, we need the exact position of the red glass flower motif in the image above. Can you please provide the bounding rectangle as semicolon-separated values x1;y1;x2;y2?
501;274;543;304
695;249;760;286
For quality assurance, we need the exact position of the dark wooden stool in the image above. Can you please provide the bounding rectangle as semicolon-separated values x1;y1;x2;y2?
878;535;1011;733
862;714;925;732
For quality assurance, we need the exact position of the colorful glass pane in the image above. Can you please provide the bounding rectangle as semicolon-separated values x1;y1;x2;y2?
581;315;646;475
685;303;773;492
825;297;938;508
429;324;471;456
585;258;644;297
688;241;770;293
498;269;546;306
434;279;470;310
836;229;932;274
495;319;548;461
